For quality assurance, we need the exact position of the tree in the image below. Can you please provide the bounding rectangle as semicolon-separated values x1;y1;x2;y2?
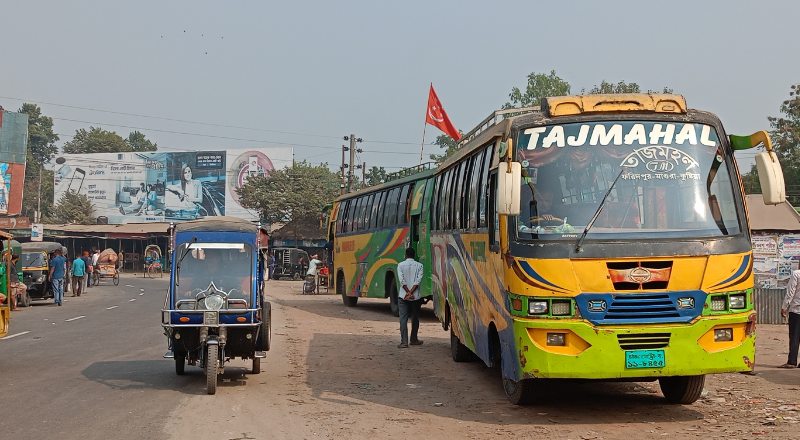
585;80;641;94
743;83;800;204
365;166;387;186
63;127;130;154
16;104;59;221
503;70;571;109
236;161;340;245
429;131;464;162
18;103;59;167
51;191;94;224
126;130;158;151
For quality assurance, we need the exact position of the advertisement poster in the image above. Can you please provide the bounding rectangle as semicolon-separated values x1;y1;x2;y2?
53;148;292;224
0;109;29;216
752;236;778;256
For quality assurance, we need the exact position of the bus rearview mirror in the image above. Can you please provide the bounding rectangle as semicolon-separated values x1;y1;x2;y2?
497;162;521;216
755;151;785;205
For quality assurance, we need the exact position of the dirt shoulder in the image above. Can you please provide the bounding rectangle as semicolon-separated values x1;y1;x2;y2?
165;281;800;440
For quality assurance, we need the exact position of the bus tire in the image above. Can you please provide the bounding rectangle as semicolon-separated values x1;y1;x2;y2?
659;375;705;404
339;274;358;307
450;326;472;362
389;282;399;317
503;377;540;405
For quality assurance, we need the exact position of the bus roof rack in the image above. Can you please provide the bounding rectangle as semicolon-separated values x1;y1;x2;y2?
385;162;437;183
457;106;540;148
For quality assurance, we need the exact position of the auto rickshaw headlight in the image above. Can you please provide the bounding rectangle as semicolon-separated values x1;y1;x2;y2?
36;275;45;283
204;294;225;310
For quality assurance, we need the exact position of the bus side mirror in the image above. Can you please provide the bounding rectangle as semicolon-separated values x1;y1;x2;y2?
755;151;785;205
497;162;521;215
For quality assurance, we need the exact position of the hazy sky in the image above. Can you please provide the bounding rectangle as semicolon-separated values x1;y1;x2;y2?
1;1;798;173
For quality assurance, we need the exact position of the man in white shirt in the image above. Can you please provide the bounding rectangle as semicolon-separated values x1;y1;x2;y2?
780;269;800;368
306;254;321;277
396;248;424;348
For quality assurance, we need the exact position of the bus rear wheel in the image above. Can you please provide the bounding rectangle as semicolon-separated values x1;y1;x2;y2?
450;326;472;362
389;282;399;317
659;375;705;404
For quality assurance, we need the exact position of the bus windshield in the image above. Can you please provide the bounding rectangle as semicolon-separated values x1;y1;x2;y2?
174;242;253;308
22;251;47;269
515;121;741;241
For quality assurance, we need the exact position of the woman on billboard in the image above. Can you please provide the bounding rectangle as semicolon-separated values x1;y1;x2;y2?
166;163;203;213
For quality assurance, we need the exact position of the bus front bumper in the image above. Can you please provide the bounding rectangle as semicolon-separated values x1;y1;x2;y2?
513;312;756;380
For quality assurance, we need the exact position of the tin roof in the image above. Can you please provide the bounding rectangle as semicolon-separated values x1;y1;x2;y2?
746;194;800;232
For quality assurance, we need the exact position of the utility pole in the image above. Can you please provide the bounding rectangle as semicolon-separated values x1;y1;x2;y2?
340;145;347;196
343;134;362;193
36;164;42;223
362;162;366;189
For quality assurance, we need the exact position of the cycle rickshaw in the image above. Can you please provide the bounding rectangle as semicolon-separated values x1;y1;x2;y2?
92;248;120;286
144;244;163;278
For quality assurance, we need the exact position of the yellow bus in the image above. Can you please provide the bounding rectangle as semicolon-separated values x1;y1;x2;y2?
432;94;784;404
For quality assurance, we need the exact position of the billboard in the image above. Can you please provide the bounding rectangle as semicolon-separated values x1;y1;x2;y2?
0;110;29;215
53;148;292;224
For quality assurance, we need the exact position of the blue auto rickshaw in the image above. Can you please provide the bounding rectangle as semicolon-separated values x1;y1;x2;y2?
161;216;271;394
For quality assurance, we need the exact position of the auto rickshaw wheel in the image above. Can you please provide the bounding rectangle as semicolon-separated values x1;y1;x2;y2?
292;272;301;281
175;355;185;375
92;275;99;286
206;344;218;395
252;358;261;374
113;273;120;286
260;302;272;351
19;292;31;307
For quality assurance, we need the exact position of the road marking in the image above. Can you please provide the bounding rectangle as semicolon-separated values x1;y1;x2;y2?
129;299;136;302
126;285;135;287
65;316;85;322
1;331;30;340
139;293;144;296
106;306;118;310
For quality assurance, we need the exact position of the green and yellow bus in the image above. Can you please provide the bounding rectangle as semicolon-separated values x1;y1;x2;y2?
431;93;784;404
329;164;436;315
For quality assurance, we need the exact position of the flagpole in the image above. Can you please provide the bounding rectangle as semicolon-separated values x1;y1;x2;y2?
420;122;427;165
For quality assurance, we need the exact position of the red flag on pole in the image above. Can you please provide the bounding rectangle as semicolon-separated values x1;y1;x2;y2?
425;85;461;141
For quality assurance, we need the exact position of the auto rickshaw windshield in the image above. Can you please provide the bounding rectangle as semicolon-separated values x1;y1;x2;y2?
22;251;47;269
174;242;253;307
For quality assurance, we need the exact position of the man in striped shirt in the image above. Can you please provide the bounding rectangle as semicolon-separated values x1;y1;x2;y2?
396;248;424;349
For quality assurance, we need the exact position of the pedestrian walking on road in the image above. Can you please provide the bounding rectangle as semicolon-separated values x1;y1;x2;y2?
396;248;424;349
117;250;124;273
71;254;86;297
268;252;275;281
49;249;67;306
780;269;800;368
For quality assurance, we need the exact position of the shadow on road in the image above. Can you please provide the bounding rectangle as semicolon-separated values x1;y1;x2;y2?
273;297;438;324
82;360;257;395
304;333;703;425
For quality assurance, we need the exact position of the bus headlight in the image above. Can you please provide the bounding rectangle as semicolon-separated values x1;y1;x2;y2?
551;300;571;316
546;333;566;346
529;301;548;315
729;295;746;309
714;328;733;342
710;296;727;311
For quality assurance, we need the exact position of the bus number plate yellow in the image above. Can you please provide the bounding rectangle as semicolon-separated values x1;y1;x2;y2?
625;350;665;369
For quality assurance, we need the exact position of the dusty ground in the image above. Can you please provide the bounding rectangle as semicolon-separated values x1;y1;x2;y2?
165;281;800;440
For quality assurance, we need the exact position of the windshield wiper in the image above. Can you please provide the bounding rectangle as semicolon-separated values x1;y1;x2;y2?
575;168;625;253
175;236;197;286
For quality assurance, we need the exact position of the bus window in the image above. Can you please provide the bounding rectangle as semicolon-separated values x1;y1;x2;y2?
479;143;495;228
398;184;412;225
346;198;358;233
433;174;443;230
385;188;400;227
376;191;387;229
461;156;474;229
337;201;346;234
354;196;365;232
370;191;383;230
363;193;375;230
442;168;454;230
469;149;485;229
453;162;464;229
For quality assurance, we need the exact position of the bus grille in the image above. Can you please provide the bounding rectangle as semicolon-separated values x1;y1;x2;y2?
605;293;680;320
617;333;671;350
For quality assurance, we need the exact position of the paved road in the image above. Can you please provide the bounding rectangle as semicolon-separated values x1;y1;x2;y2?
0;274;178;440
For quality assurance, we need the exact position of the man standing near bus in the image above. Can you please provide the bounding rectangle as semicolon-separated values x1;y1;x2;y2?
396;248;424;348
780;269;800;368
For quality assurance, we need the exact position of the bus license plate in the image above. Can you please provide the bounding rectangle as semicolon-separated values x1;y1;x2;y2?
625;350;665;369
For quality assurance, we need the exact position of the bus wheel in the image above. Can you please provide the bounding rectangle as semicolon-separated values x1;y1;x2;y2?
389;282;399;317
450;326;472;362
659;375;705;404
339;275;357;307
503;377;540;405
